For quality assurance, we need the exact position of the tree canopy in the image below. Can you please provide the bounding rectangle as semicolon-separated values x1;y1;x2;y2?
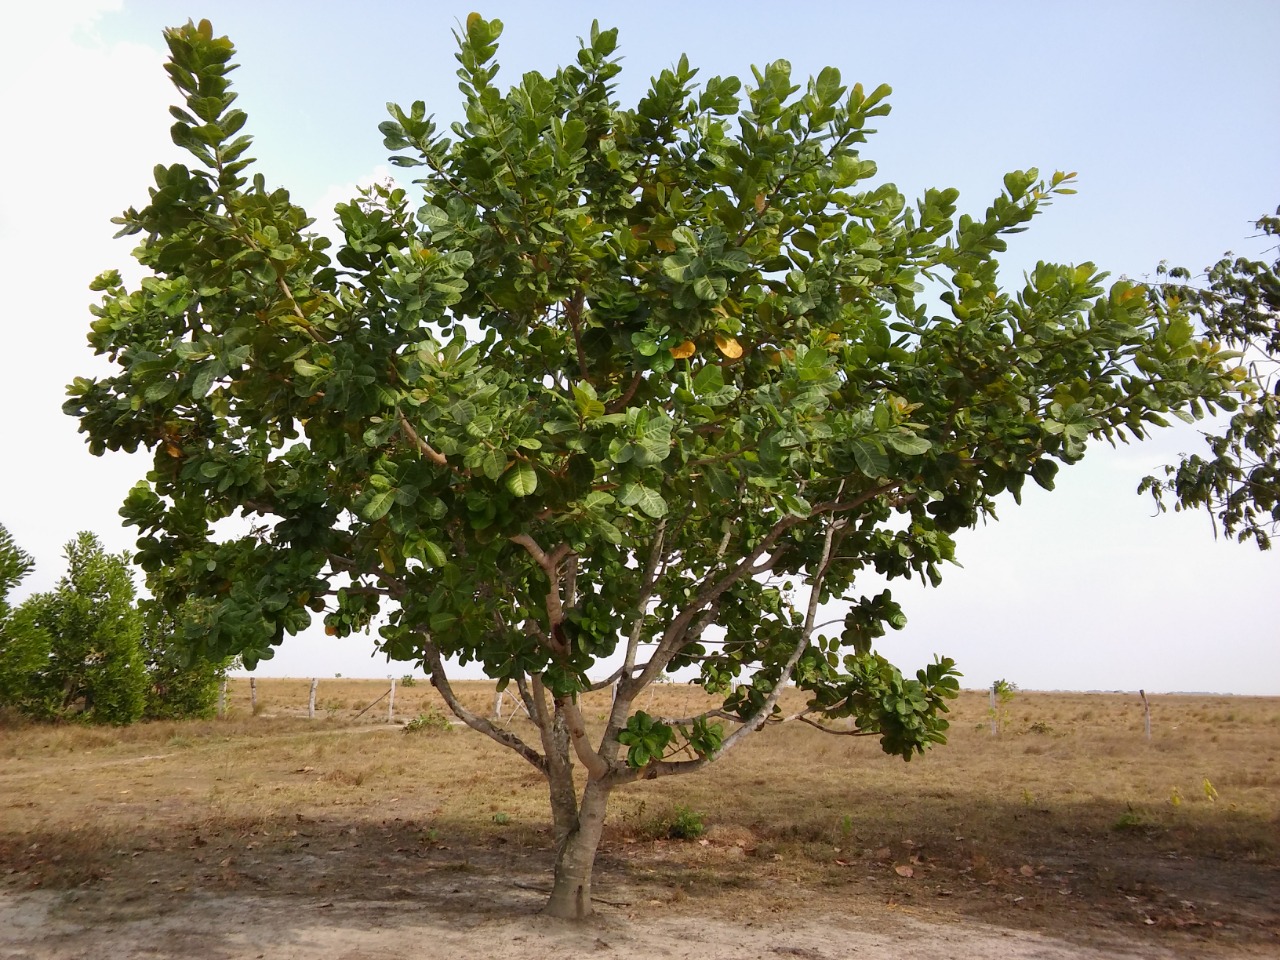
65;17;1245;916
1142;207;1280;549
0;532;147;724
0;525;231;724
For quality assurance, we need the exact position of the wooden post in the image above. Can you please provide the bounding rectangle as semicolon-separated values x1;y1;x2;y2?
217;680;227;717
989;683;998;736
388;678;397;723
308;678;318;719
1139;689;1151;741
250;677;257;714
492;688;503;720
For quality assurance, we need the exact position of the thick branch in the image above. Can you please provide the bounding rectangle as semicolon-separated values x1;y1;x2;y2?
510;534;574;653
556;695;610;780
420;640;546;774
606;371;645;414
619;521;666;689
657;708;740;727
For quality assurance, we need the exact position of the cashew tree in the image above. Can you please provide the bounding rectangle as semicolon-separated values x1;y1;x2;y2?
67;18;1243;917
1143;206;1280;549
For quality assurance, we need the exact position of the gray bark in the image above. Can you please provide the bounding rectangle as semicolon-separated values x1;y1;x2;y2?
545;776;611;920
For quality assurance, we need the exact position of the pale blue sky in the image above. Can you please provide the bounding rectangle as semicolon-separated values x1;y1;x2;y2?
1;2;1276;692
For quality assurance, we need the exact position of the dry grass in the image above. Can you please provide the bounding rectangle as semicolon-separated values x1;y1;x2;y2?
1;681;1277;955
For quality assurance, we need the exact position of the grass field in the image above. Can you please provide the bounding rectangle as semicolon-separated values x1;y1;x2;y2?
1;679;1277;957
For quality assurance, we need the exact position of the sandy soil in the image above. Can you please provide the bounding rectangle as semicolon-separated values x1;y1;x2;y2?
4;689;1277;960
0;883;1212;960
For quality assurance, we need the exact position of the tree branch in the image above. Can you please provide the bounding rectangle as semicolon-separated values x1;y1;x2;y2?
420;640;546;774
564;290;589;381
620;494;847;784
792;714;877;737
556;695;610;780
510;534;574;654
606;371;645;414
397;411;450;468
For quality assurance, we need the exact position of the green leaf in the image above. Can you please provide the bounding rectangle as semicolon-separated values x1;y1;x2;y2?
480;447;505;480
504;462;538;497
885;432;931;456
359;488;397;521
422;540;447;568
633;486;667;518
850;439;889;478
692;363;724;397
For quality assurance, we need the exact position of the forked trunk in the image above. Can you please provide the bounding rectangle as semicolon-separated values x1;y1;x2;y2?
545;778;611;919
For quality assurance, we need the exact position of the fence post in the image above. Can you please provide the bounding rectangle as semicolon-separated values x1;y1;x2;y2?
989;683;997;736
308;678;318;719
218;680;227;717
388;678;397;723
250;677;257;714
492;687;503;720
1139;689;1151;741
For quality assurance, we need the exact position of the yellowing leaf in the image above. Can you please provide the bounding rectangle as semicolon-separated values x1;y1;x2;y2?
754;193;767;214
466;12;482;29
669;340;696;359
715;334;743;359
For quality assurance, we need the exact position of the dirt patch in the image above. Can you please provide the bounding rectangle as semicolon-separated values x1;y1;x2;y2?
0;873;1237;960
2;686;1277;958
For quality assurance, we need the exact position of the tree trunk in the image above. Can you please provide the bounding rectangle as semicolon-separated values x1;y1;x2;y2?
545;778;611;919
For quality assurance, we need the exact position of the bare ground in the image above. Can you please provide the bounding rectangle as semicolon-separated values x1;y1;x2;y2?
3;687;1277;959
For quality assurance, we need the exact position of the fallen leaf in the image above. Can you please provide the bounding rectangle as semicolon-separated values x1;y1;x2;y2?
894;865;914;878
1019;864;1035;877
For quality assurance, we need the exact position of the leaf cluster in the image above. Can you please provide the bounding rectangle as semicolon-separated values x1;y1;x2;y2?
64;19;1244;769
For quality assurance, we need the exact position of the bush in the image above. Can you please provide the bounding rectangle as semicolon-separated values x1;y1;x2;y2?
138;599;232;720
403;707;453;734
665;805;706;840
12;534;147;724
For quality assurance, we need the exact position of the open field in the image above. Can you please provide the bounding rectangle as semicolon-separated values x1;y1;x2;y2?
1;680;1277;959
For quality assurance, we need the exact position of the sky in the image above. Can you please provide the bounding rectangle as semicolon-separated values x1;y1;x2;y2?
0;1;1277;693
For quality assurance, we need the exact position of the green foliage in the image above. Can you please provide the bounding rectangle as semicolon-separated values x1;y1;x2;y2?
987;678;1018;734
1143;206;1279;549
7;534;148;724
138;598;233;720
0;525;47;713
403;706;453;734
0;523;35;621
617;710;674;767
664;804;706;840
61;17;1248;894
1;530;220;724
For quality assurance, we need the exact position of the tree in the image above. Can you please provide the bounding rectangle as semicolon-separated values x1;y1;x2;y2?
65;18;1243;916
1142;207;1280;549
138;597;233;720
0;524;54;717
0;523;35;621
6;533;148;724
